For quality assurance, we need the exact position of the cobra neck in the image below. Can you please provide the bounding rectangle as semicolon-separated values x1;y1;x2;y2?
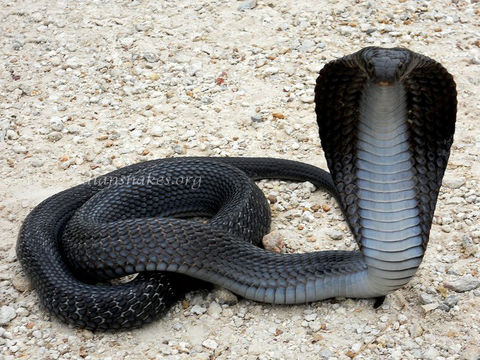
355;81;425;295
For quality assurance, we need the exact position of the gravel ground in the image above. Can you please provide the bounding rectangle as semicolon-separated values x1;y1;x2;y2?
1;0;480;359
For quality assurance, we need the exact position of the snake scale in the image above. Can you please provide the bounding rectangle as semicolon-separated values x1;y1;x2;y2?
17;47;457;330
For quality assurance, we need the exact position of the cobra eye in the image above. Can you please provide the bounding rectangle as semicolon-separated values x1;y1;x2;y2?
396;61;407;78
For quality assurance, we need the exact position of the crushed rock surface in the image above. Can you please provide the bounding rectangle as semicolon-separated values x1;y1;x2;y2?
1;0;480;359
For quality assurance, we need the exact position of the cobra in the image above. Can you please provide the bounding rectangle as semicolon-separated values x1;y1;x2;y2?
17;47;457;330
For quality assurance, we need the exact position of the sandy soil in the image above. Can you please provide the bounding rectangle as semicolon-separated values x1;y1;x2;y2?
1;0;480;359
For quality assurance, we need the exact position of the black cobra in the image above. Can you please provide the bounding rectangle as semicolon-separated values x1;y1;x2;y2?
17;47;457;330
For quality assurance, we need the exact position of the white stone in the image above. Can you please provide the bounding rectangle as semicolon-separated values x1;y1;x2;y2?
202;339;218;350
0;306;16;325
423;347;439;360
309;320;322;331
442;175;465;189
351;343;362;353
238;0;257;11
49;116;64;131
6;129;18;140
64;57;81;69
191;305;207;315
207;302;222;318
300;95;314;104
150;126;164;137
325;229;343;240
188;61;202;76
264;66;279;75
302;211;315;222
444;275;480;292
12;144;27;154
379;315;389;322
120;37;135;48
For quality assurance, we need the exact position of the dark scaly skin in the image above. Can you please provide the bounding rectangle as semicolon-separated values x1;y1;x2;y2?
403;59;457;250
17;158;338;330
315;47;457;252
17;47;457;330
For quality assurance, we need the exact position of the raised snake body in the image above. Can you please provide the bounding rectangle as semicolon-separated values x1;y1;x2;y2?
17;47;457;330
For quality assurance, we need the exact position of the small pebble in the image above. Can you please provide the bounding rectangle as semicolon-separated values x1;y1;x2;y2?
351;343;362;353
419;292;436;305
191;305;207;315
251;114;264;123
12;144;27;154
207;301;222;318
30;158;44;168
421;303;439;313
308;320;322;332
11;275;33;292
264;66;279;75
422;347;439;360
443;295;458;308
48;131;63;142
64;57;81;69
319;349;333;359
150;126;163;137
143;53;158;63
470;56;480;65
442;175;465;189
409;323;424;338
119;37;135;48
0;306;16;325
444;275;480;293
212;288;238;305
202;339;218;350
300;95;314;104
325;229;343;240
298;39;316;52
49;116;64;131
262;231;285;253
237;0;257;11
267;194;277;204
397;314;408;324
6;129;19;140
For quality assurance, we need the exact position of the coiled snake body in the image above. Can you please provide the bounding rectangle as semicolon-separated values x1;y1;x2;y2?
17;47;457;330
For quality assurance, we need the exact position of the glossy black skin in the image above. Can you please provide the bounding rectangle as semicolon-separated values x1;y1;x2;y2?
360;47;412;84
17;47;457;331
